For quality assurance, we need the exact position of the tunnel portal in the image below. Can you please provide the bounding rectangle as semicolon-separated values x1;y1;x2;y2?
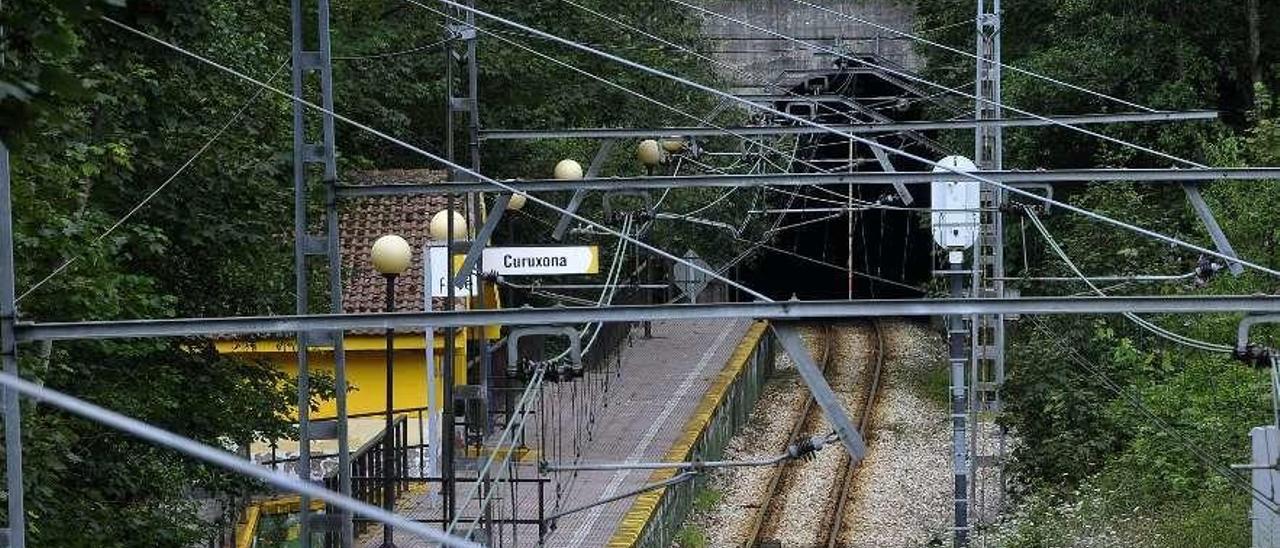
741;58;959;300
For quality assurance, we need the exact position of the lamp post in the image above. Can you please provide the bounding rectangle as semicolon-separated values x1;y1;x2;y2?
429;208;467;523
371;234;411;548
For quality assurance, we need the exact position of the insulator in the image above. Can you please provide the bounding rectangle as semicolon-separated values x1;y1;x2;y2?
1233;344;1272;368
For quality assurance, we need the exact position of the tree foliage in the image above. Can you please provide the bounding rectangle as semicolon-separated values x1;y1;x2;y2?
1;0;736;544
910;1;1279;544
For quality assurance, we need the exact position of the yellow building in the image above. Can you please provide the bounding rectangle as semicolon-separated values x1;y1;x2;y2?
217;169;498;419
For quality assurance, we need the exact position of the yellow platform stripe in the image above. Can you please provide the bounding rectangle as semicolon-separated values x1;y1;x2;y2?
607;320;769;548
235;504;261;548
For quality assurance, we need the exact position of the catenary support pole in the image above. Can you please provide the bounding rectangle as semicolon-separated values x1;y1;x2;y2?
288;0;315;542
972;0;1007;532
0;140;27;547
947;252;970;546
315;0;354;541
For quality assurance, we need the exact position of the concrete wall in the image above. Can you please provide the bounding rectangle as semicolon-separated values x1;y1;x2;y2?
697;0;920;90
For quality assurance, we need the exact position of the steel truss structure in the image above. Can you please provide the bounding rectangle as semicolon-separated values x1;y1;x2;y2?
2;2;1280;547
334;168;1280;196
13;296;1280;342
476;110;1219;140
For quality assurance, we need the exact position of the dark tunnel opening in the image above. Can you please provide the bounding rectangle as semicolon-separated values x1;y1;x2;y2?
741;62;951;300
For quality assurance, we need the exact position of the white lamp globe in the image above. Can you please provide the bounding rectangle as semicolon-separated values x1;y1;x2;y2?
508;193;528;211
429;209;469;241
370;234;412;275
660;136;685;153
554;159;584;180
637;139;663;166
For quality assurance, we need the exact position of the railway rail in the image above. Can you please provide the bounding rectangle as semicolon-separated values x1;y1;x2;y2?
745;321;887;547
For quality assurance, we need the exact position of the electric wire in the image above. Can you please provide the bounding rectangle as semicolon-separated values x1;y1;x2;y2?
16;58;291;303
414;1;858;202
555;0;871;125
1022;206;1232;353
100;16;774;304
780;0;1157;112
731;235;928;294
670;0;1216;172
334;36;454;60
417;0;1280;279
1027;316;1280;514
95;17;778;540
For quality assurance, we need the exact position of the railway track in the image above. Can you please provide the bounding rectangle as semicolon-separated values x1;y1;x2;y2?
744;321;887;547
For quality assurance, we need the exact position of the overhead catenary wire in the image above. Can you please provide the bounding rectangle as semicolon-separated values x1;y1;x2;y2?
334;36;455;60
1022;206;1232;353
99;16;774;305
554;0;875;125
671;0;1217;171
416;0;1280;279
781;0;1156;112
413;1;856;184
1026;316;1280;514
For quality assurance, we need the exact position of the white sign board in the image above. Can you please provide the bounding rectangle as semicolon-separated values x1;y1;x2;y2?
482;246;599;276
426;246;479;298
930;155;980;249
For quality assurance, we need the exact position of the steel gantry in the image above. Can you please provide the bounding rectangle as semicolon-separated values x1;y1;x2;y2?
333;167;1280;196
476;110;1219;140
289;0;354;543
12;296;1280;342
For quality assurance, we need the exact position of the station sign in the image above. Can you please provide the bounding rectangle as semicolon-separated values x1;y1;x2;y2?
930;155;980;249
482;246;599;276
426;246;479;298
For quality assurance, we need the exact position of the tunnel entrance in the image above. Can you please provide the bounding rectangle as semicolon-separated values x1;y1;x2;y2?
741;59;957;300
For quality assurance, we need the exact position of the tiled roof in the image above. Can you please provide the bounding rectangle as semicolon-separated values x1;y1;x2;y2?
340;169;457;314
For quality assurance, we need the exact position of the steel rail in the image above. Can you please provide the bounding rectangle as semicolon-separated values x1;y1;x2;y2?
333;168;1280;196
827;320;886;547
745;324;836;545
17;296;1280;342
478;111;1218;140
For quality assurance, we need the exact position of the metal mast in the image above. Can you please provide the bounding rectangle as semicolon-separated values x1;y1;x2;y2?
290;0;354;544
1;141;27;548
972;0;1007;538
441;0;482;525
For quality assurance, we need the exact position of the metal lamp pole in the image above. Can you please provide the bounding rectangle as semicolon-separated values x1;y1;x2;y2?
371;234;412;548
382;272;398;548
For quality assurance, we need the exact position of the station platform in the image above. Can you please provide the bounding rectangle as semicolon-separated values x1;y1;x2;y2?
357;317;752;547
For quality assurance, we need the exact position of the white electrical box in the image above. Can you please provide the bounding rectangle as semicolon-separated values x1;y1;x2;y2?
930;155;981;249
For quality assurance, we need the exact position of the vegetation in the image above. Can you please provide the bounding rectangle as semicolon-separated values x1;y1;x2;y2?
5;0;1278;545
909;1;1279;545
1;0;727;544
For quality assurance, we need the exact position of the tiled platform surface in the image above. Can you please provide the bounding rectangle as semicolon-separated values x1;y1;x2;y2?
358;318;750;547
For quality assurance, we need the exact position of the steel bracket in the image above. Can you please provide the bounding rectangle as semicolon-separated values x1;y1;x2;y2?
771;322;866;461
452;193;510;288
1181;182;1244;275
506;326;582;379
